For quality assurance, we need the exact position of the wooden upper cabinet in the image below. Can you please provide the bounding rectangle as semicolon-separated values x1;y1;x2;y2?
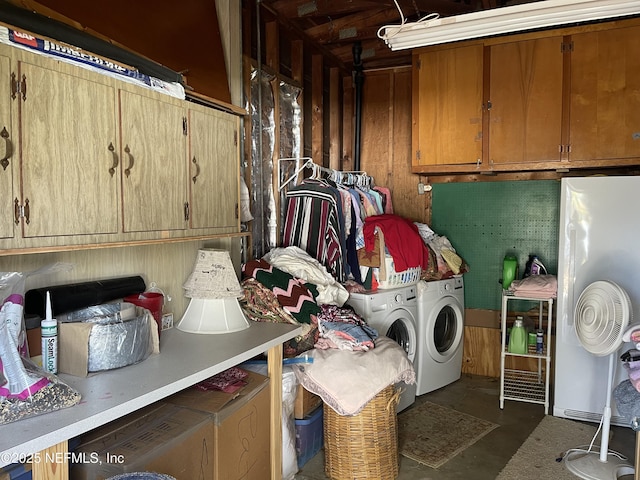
413;44;483;169
188;106;239;231
488;36;564;167
0;49;14;240
119;89;188;233
18;54;120;238
568;24;640;163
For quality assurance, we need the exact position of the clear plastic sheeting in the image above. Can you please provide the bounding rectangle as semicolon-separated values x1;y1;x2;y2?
250;68;276;259
278;82;302;224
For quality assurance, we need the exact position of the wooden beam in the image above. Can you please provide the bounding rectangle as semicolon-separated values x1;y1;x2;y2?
329;67;341;170
265;20;279;72
342;75;354;171
311;54;324;165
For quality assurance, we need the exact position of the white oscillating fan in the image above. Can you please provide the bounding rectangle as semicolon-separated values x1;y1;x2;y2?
564;280;635;479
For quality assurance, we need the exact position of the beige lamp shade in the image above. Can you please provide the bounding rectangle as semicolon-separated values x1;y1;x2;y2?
183;249;244;299
178;249;250;334
176;297;250;334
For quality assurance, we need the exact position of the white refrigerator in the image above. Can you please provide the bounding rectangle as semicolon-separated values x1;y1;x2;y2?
554;176;640;426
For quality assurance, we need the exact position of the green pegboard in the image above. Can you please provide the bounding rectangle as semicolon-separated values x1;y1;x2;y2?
431;180;560;311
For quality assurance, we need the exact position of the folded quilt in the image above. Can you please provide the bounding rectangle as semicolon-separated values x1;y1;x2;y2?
291;336;415;416
243;258;321;324
263;246;349;306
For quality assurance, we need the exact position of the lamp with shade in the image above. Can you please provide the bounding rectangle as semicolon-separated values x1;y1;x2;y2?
177;249;250;334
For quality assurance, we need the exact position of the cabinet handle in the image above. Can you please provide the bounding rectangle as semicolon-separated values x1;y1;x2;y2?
21;74;27;101
124;145;134;177
191;156;201;184
10;72;17;100
0;127;11;171
108;142;119;177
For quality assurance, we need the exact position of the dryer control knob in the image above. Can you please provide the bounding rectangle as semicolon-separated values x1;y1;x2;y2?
444;283;451;291
394;294;402;303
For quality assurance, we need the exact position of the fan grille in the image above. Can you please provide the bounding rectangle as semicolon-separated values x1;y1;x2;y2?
574;281;632;356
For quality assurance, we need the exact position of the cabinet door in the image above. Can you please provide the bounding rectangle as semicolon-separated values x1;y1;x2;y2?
18;56;119;238
188;107;239;231
488;37;564;166
0;49;15;240
120;90;188;232
413;44;483;167
569;25;640;162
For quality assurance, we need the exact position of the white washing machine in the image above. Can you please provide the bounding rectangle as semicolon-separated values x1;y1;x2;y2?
346;285;418;412
416;277;465;396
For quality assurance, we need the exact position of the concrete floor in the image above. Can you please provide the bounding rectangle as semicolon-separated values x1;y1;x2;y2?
294;374;636;480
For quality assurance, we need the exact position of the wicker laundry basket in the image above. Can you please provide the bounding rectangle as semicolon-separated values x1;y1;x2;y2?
323;385;400;480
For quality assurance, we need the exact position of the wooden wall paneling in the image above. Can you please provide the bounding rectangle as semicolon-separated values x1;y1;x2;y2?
360;70;391;183
329;67;342;171
311;55;324;165
462;325;501;378
359;68;427;222
342;75;354;171
216;0;243;107
390;68;427;223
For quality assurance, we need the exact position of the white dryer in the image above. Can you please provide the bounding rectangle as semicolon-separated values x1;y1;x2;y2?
416;277;465;396
346;285;418;412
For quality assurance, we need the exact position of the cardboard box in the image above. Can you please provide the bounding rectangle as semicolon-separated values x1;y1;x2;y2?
294;384;322;420
165;370;271;480
70;403;214;480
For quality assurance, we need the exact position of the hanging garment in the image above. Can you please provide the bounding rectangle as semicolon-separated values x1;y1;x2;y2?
282;180;348;282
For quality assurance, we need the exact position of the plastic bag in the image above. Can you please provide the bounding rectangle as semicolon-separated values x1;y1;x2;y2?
0;269;81;425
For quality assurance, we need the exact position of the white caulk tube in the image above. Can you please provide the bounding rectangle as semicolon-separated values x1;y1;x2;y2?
41;291;58;374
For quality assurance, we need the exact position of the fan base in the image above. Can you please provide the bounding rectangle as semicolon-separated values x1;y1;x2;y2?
565;450;634;479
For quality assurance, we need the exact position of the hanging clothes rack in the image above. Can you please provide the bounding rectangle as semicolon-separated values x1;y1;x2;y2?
278;157;372;191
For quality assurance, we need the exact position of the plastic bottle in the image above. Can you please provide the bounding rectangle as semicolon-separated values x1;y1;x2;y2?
502;255;518;289
536;329;544;354
508;317;528;354
41;291;58;374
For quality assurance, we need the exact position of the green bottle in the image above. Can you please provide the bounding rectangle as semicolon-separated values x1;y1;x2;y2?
502;255;518;290
508;317;528;354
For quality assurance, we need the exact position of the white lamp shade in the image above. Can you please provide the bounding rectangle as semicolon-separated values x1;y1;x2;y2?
177;297;250;334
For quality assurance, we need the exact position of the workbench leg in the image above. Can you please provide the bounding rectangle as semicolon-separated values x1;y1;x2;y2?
635;430;639;480
267;343;283;480
32;441;68;480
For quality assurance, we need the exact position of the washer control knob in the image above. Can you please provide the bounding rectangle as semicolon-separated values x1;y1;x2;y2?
444;283;451;291
394;294;402;303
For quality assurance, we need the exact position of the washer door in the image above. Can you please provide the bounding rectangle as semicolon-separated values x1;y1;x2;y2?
378;308;417;363
425;296;464;363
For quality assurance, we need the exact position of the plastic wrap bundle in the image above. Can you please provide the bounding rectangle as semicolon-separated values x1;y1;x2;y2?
0;270;81;425
58;302;156;374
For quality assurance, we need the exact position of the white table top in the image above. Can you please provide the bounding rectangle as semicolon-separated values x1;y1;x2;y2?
0;321;301;466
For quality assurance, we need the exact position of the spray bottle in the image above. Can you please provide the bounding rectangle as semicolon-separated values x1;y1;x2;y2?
41;291;58;374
